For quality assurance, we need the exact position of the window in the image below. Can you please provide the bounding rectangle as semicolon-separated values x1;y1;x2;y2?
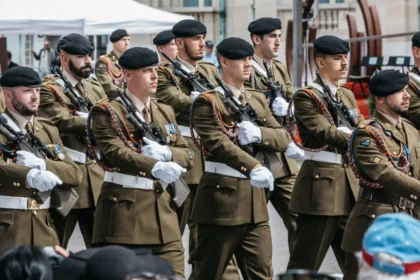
183;0;198;7
25;35;33;66
320;0;330;3
204;0;212;6
336;0;345;3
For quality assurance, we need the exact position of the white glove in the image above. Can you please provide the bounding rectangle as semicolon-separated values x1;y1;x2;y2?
151;161;186;184
285;142;305;161
141;137;172;162
237;121;262;145
337;126;353;135
190;91;201;101
75;111;89;119
272;97;289;117
16;151;46;170
26;169;62;192
250;166;274;191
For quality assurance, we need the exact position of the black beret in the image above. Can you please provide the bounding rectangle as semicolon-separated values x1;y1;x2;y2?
248;17;282;34
0;66;41;87
57;34;94;55
412;31;420;47
153;30;175;46
205;40;214;48
119;47;158;69
172;19;206;37
217;37;254;59
313;35;349;55
369;69;409;97
110;29;129;43
53;248;101;280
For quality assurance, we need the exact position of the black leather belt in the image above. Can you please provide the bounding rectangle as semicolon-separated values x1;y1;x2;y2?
359;187;415;210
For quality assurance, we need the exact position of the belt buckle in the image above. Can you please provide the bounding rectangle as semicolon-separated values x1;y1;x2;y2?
399;197;407;210
27;198;40;210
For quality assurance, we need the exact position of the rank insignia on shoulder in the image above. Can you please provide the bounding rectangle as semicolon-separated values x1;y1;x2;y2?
373;157;381;163
360;139;371;147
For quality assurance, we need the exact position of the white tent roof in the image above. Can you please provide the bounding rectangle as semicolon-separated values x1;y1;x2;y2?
0;0;192;35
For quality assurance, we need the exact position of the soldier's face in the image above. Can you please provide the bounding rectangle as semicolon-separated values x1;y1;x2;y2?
4;86;40;117
385;86;410;115
221;56;252;82
66;54;92;79
160;40;178;60
318;54;348;81
114;37;130;53
259;30;282;58
124;66;158;96
181;35;205;61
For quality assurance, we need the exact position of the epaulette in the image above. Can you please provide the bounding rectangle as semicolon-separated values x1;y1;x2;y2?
158;65;180;89
402;117;415;127
42;74;59;84
197;60;218;70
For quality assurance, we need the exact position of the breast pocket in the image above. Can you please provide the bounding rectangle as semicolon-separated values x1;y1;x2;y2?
201;173;239;218
95;190;136;236
299;167;336;210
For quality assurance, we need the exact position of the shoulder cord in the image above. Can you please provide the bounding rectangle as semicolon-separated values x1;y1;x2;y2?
285;88;334;152
159;65;181;90
409;80;420;96
189;93;239;156
86;101;142;172
100;57;124;84
44;84;75;115
347;125;411;188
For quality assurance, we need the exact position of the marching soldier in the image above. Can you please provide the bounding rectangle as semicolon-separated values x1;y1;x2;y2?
287;35;364;271
38;34;106;248
342;70;420;280
95;29;130;98
155;18;239;278
190;37;299;280
153;30;178;63
407;31;420;129
89;47;193;278
0;66;82;254
245;16;302;251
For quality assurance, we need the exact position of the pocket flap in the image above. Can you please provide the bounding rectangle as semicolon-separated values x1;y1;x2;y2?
101;189;137;203
201;173;238;190
0;211;14;225
300;167;335;180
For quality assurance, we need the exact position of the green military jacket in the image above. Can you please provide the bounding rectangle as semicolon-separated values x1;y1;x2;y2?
342;111;420;252
90;98;193;245
190;86;292;226
39;74;106;208
289;79;364;216
95;51;126;98
0;109;83;254
407;67;420;130
156;59;219;185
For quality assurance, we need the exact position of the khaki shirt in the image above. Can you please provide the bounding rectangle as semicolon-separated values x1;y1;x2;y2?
95;51;126;98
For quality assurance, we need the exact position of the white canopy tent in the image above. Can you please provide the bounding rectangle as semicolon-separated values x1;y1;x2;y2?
0;0;192;35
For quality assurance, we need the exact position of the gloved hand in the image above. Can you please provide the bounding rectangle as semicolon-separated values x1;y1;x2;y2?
250;166;274;191
237;121;262;145
141;137;172;162
337;126;353;135
286;142;305;161
26;169;62;192
151;161;186;184
75;111;89;119
16;151;46;170
272;97;289;117
190;91;201;101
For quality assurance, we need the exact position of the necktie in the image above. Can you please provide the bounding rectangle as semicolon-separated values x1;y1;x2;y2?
396;121;403;131
143;105;151;124
25;121;33;134
239;93;246;105
75;82;84;97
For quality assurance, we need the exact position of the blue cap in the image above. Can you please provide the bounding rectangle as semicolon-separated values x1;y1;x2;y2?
362;213;420;275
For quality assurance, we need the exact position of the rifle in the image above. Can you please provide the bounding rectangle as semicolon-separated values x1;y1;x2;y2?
116;89;190;206
315;71;356;129
0;116;54;203
160;52;215;93
262;60;286;124
50;66;93;113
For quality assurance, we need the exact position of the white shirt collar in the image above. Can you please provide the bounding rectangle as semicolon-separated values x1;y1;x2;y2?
177;57;197;73
8;110;34;133
125;90;151;115
377;110;401;127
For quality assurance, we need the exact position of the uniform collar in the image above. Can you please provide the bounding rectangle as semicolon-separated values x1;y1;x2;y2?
376;110;401;128
6;108;34;133
253;54;272;70
225;83;244;100
177;57;197;73
125;89;151;114
63;70;80;88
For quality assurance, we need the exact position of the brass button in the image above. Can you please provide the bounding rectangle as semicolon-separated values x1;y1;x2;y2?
411;194;414;199
264;141;269;145
241;167;244;171
409;172;412;176
263;118;266;122
130;134;134;137
359;125;365;129
415;196;418;200
113;197;118;202
315;174;319;179
13;182;16;187
33;211;37;215
371;214;376;219
36;127;39;132
16;183;20;187
243;168;247;172
216;185;220;189
343;163;347;167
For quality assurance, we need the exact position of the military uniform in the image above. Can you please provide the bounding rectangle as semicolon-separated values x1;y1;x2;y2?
245;53;298;251
0;67;83;255
341;70;420;280
407;67;420;130
95;51;126;98
38;34;106;248
0;87;5;113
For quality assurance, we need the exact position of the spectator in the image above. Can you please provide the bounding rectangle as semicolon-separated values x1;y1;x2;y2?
358;213;420;280
32;40;58;78
203;40;219;70
7;51;18;69
0;246;53;280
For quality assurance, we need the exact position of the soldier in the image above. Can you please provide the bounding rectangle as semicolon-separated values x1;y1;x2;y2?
407;32;420;129
342;70;420;280
89;47;193;278
287;35;364;271
190;37;300;280
95;29;130;98
38;34;106;249
245;16;302;252
0;66;82;254
153;30;178;63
